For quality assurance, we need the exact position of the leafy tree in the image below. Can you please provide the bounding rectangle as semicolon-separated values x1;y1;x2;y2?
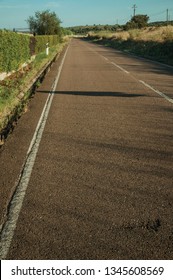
27;10;62;35
125;14;149;30
61;27;73;36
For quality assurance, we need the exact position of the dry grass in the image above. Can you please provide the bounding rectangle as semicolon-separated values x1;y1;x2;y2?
90;25;173;42
128;26;173;42
88;26;173;67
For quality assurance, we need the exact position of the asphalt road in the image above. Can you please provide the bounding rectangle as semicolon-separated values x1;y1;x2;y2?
0;38;173;260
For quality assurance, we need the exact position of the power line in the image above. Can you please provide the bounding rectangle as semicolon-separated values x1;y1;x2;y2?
150;9;172;23
149;10;166;18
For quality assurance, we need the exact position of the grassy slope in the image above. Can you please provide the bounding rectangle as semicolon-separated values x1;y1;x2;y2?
88;26;173;65
89;26;173;41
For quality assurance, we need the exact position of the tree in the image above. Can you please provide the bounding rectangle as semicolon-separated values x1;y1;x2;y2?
27;10;62;35
125;14;149;30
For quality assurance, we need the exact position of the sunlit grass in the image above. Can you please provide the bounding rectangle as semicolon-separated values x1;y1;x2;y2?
88;26;173;66
89;25;173;42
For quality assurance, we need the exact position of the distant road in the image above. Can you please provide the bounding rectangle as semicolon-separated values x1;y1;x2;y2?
0;38;173;259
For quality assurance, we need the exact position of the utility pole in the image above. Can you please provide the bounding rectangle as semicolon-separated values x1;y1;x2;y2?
166;9;169;25
132;4;137;17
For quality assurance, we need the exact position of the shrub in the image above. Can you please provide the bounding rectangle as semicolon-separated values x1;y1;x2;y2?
0;31;61;72
0;30;30;73
35;35;61;53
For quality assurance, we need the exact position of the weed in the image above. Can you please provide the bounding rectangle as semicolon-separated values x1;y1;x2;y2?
128;29;140;40
162;26;173;41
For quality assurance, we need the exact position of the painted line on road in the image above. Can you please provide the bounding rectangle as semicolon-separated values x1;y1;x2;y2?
99;53;129;74
87;45;129;74
0;44;70;260
111;61;129;74
139;80;173;104
87;44;173;104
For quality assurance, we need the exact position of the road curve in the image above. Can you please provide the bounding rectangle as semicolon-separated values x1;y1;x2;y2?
0;38;173;260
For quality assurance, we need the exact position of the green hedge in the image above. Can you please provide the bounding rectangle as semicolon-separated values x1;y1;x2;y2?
35;35;61;53
0;30;30;73
0;31;61;73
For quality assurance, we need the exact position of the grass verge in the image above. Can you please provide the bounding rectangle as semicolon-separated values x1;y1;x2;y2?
0;38;69;144
87;26;173;66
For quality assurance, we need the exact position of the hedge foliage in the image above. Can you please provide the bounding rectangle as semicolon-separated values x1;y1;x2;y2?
0;31;61;73
35;34;61;53
0;30;30;73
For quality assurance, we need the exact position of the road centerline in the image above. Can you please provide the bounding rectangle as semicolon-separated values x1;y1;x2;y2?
111;61;129;74
87;45;130;74
86;42;173;104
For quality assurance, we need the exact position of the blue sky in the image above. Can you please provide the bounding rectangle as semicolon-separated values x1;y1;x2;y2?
0;0;172;29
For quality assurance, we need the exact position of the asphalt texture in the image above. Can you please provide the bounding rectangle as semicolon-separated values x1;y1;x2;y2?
0;38;173;260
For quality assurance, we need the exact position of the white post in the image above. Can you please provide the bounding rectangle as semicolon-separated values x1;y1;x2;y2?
46;43;49;55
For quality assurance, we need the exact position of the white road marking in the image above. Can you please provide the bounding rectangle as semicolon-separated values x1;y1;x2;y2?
87;45;129;74
0;44;70;260
100;54;129;74
139;80;173;104
87;43;173;105
111;62;129;74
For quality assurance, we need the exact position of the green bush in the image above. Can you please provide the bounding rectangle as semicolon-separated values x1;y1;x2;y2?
35;35;61;53
0;30;30;73
0;31;61;73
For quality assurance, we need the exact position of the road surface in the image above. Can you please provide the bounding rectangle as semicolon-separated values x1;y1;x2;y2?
0;38;173;259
